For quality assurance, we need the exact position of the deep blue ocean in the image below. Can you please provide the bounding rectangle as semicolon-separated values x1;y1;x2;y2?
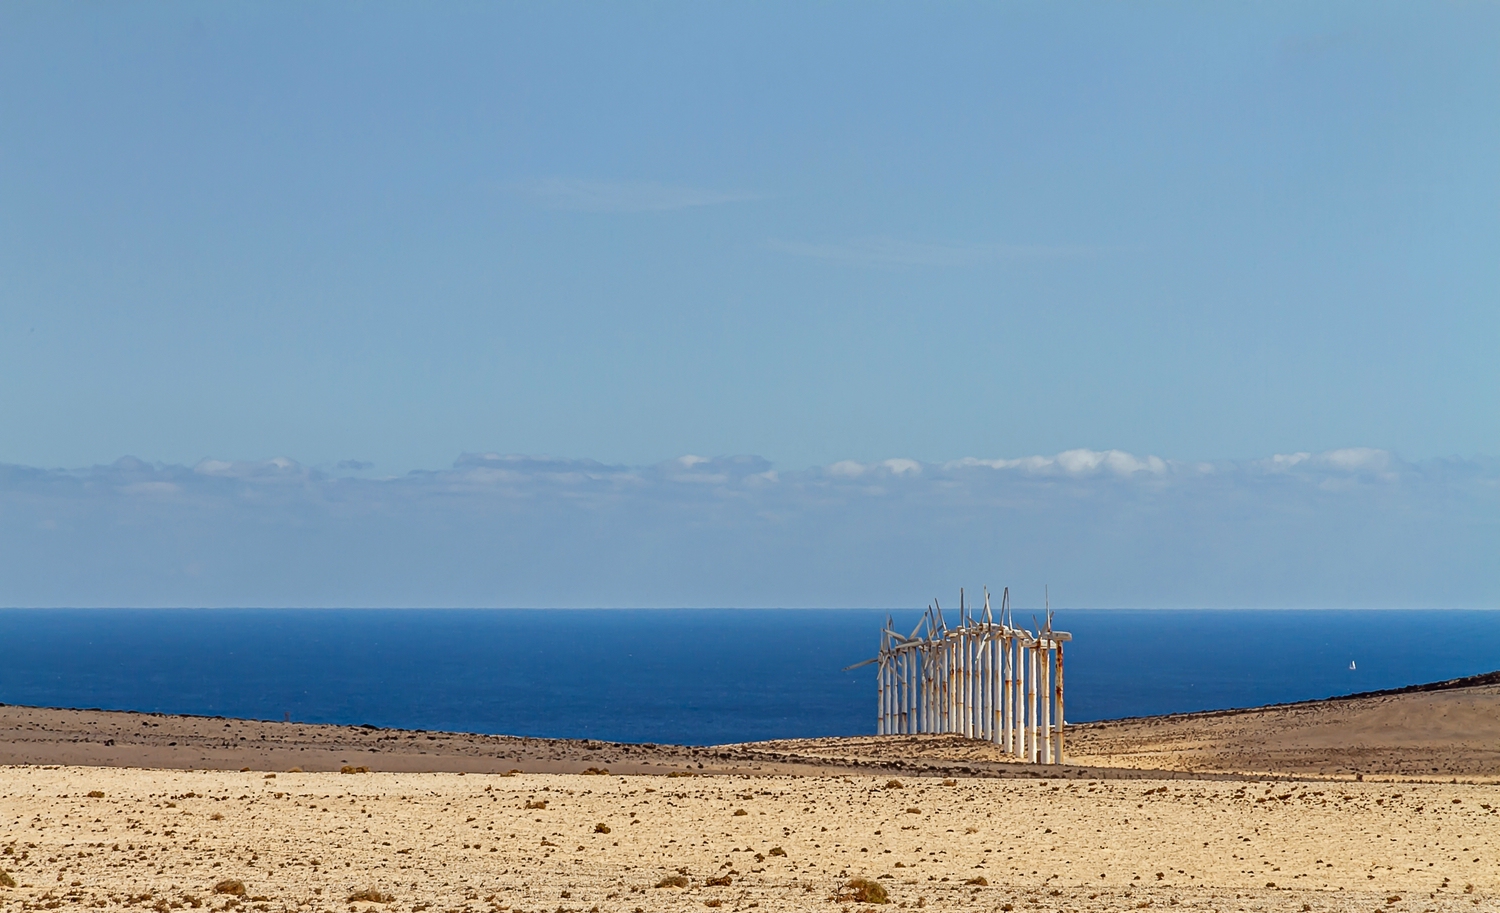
1;609;1496;746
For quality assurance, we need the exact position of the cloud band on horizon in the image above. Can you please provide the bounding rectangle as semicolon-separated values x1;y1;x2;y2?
1;448;1495;610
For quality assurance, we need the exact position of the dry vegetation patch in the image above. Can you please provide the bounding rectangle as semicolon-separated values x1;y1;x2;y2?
836;878;889;904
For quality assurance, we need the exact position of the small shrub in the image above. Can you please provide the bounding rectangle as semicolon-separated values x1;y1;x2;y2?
347;888;394;903
733;809;748;816
964;877;987;886
942;779;957;787
883;779;903;790
525;799;548;810
904;807;921;814
340;766;370;774
655;875;690;889
705;901;722;908
837;878;889;904
262;774;275;779
86;790;105;798
768;847;786;857
212;880;247;896
594;823;611;834
286;767;303;773
210;813;224;821
582;767;609;775
705;875;732;887
0;871;15;888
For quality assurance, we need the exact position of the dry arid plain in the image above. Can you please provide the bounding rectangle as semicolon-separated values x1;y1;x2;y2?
2;674;1499;913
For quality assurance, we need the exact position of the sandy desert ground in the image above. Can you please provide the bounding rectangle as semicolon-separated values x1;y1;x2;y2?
2;674;1499;912
1;766;1497;913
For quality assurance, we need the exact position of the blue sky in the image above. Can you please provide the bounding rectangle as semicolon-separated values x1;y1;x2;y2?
1;3;1496;606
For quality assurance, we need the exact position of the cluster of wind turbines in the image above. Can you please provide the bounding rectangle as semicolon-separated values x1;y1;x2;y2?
851;588;1071;764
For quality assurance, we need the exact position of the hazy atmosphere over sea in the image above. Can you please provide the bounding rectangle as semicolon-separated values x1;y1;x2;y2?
2;449;1496;608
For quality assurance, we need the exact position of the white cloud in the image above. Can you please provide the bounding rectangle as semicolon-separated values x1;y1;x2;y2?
827;460;866;478
1319;448;1395;473
0;448;1495;608
509;179;760;213
882;459;922;476
945;449;1170;476
1263;448;1399;480
191;457;309;481
821;458;923;478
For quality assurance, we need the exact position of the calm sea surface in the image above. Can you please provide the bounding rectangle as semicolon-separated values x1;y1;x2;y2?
1;609;1496;746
